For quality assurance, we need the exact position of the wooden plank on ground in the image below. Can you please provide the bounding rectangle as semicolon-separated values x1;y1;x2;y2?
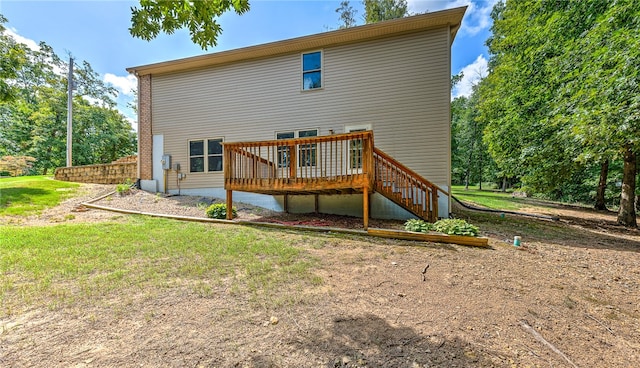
367;228;490;247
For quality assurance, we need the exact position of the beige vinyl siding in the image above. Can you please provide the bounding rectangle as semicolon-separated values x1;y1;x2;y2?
152;27;450;191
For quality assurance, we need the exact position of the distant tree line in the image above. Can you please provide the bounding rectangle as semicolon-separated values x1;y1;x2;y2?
451;0;640;227
0;15;137;175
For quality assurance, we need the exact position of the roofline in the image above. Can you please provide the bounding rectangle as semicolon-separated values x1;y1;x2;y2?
126;6;467;76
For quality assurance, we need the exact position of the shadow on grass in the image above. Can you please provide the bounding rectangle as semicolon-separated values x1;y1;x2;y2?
0;187;49;208
455;205;640;253
292;313;496;367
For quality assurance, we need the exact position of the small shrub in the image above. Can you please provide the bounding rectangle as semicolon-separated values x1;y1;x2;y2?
116;178;134;196
404;218;480;237
404;219;433;233
433;219;479;237
206;203;237;219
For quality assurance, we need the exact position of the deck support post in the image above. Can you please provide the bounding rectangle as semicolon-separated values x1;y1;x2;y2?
284;194;289;213
226;190;233;220
430;187;438;222
363;187;369;230
314;194;319;214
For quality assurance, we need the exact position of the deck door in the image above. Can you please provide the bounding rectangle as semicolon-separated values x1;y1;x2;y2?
345;124;372;175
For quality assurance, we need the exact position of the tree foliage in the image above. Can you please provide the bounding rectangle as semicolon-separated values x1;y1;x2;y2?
363;0;408;23
0;15;28;102
129;0;250;50
477;0;640;226
451;88;496;190
0;16;137;175
336;1;358;29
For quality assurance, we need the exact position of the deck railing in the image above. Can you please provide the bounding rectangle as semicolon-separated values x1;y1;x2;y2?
373;147;445;222
223;131;374;194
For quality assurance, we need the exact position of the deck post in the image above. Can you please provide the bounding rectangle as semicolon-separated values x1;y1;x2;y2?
431;187;438;222
363;186;369;230
226;190;233;220
314;194;319;214
288;145;296;180
284;194;289;213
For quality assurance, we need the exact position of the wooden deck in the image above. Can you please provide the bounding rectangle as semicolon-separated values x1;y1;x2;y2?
222;131;446;228
224;131;375;195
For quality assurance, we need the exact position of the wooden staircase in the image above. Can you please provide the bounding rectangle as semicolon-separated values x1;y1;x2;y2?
223;131;447;226
373;148;444;222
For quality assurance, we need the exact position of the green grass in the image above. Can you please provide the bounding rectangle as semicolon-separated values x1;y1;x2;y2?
0;216;318;316
452;185;526;211
0;176;80;216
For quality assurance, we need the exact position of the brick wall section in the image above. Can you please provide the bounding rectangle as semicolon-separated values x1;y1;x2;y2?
54;162;137;184
138;74;153;180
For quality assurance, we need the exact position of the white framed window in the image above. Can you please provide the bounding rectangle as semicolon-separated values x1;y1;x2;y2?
345;124;372;170
189;138;223;173
302;51;322;90
276;129;318;167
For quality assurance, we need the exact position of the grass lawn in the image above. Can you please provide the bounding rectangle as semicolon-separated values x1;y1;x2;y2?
0;176;80;216
0;216;319;316
451;185;526;211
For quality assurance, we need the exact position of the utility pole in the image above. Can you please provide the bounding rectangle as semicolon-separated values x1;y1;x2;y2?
66;57;74;167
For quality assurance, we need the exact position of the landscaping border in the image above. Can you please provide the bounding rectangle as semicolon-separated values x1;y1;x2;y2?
82;194;489;248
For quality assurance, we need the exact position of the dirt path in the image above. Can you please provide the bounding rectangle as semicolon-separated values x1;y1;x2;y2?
1;184;639;367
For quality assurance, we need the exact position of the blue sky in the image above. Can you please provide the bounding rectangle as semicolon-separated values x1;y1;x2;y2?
1;0;494;127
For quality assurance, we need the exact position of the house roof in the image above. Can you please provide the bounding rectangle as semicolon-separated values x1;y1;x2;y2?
126;6;467;76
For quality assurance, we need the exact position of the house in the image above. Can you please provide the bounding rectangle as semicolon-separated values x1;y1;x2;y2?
126;6;466;228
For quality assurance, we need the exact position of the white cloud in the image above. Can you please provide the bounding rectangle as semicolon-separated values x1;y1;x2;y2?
3;27;40;51
82;95;107;107
452;54;488;98
407;0;498;36
125;116;138;132
104;73;137;96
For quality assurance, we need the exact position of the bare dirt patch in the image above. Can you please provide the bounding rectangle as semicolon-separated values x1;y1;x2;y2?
1;184;639;367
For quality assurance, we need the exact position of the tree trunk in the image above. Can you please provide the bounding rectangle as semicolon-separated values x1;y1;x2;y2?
464;171;470;190
478;153;483;191
617;145;637;227
501;176;507;192
594;159;609;211
464;148;474;191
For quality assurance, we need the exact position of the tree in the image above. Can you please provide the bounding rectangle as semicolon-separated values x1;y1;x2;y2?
363;0;408;23
0;15;28;102
479;0;640;226
0;32;136;174
451;82;496;190
336;1;358;29
129;0;250;50
550;0;640;225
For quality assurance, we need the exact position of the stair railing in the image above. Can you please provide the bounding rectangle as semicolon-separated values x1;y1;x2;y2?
373;147;446;222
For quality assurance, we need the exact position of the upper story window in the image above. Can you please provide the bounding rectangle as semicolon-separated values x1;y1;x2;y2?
189;138;223;173
302;51;322;90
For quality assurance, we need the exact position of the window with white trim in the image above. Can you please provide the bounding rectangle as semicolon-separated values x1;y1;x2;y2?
302;51;322;90
345;125;372;170
276;129;318;167
189;138;223;173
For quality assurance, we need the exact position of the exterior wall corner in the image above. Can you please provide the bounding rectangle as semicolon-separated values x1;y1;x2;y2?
138;74;152;180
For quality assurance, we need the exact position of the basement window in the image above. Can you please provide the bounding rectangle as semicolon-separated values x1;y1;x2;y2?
302;51;322;90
